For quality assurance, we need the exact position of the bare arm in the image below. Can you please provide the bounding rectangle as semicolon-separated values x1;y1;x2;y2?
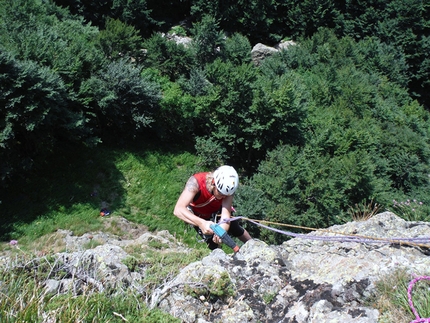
218;196;233;230
173;176;214;235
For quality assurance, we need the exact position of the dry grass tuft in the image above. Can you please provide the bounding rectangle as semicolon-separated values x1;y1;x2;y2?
348;199;381;221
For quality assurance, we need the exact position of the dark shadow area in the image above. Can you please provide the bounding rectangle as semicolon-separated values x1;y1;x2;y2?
0;141;126;241
0;136;196;241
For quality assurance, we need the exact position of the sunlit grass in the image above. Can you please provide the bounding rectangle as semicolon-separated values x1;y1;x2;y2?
0;141;202;248
0;141;218;321
111;148;202;245
372;269;430;323
0;267;181;323
2;142;428;321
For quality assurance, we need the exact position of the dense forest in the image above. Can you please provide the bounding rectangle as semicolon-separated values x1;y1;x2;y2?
1;0;430;242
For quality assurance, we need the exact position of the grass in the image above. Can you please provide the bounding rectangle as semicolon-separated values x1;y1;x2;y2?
347;199;381;222
389;199;429;222
0;240;207;322
371;268;430;323
0;268;182;323
0;141;210;322
0;141;204;249
3;142;429;321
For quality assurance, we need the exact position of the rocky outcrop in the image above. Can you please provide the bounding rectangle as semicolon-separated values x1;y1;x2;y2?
2;212;429;322
164;32;193;47
251;40;296;66
151;212;430;322
164;30;297;66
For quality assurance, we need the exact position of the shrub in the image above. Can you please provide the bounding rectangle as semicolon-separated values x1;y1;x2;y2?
78;59;161;139
190;15;225;66
194;136;226;169
97;18;144;61
142;33;194;81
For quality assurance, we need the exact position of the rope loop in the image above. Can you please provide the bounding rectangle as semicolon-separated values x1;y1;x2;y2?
408;276;430;323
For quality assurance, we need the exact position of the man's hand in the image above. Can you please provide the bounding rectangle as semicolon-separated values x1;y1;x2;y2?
200;221;215;236
210;223;240;252
212;234;222;245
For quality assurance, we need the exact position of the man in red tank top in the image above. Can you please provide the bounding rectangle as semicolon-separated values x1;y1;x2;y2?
174;165;252;250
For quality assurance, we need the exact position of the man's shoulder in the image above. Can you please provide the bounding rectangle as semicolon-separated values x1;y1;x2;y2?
193;172;209;179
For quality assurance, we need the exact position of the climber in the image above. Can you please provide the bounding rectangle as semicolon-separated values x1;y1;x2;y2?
173;165;252;250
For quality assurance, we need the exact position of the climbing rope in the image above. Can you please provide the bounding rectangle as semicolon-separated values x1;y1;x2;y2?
221;216;430;321
408;276;430;323
222;216;430;249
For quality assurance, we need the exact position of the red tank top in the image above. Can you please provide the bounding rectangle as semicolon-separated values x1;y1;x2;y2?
189;172;222;218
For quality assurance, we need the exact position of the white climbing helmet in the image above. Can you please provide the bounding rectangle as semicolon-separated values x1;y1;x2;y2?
213;165;239;196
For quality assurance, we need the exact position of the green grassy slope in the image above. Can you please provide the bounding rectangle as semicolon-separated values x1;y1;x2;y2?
0;141;204;249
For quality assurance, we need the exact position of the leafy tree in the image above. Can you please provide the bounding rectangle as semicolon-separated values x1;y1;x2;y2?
198;59;257;169
336;0;430;107
52;0;112;27
190;15;225;65
238;141;385;243
245;70;308;159
190;0;280;44
235;29;430;242
0;49;76;182
187;57;308;173
0;0;106;91
377;0;430;106
155;79;195;141
178;68;210;96
97;18;144;61
336;0;386;37
111;0;157;37
52;0;156;37
224;33;252;65
283;0;340;39
355;37;409;88
142;33;194;81
78;59;162;140
194;136;226;169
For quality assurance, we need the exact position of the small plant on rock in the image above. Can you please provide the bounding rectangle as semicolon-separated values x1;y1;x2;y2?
169;25;187;36
348;199;381;221
262;292;277;304
390;199;427;221
147;238;169;249
206;271;235;298
122;255;142;272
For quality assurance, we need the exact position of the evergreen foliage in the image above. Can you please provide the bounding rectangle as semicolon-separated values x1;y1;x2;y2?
190;15;225;65
0;50;73;181
224;33;252;65
155;80;195;141
0;1;105;90
235;29;430;242
1;0;430;243
2;1;430;318
142;33;194;81
97;18;145;61
52;0;156;37
78;59;161;140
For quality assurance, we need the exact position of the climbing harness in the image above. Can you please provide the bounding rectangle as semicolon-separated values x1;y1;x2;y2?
408;276;430;323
